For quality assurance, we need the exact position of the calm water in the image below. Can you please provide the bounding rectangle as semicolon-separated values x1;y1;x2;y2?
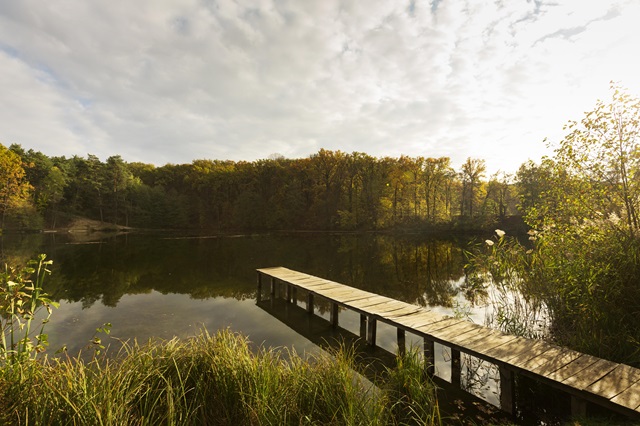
0;232;592;423
1;231;484;356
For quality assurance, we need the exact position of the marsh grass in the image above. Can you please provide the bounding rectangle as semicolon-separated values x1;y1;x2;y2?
0;329;441;425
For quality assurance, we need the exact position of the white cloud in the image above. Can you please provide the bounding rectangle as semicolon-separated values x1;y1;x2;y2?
0;0;639;172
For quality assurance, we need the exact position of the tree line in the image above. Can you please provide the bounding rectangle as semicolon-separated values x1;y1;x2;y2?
0;145;530;232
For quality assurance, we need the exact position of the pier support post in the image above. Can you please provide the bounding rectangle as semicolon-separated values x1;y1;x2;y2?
571;396;587;418
292;287;297;305
366;315;377;346
270;277;276;298
499;366;516;415
330;303;339;327
286;284;292;303
256;272;262;303
307;293;314;314
424;338;435;376
397;328;406;357
359;314;367;339
451;348;461;386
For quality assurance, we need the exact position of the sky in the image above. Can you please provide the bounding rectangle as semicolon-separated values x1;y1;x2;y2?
1;0;640;174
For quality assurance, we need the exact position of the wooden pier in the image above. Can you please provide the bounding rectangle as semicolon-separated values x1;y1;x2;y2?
257;266;640;420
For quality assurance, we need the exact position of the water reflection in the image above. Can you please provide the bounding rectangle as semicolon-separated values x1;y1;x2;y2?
1;232;469;309
0;232;474;354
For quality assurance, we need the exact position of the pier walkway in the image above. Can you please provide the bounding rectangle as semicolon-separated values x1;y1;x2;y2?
257;266;640;419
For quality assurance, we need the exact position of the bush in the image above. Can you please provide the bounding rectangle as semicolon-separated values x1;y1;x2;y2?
467;226;640;367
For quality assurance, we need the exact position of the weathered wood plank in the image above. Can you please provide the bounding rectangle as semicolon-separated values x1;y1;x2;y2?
393;311;443;329
528;346;583;378
585;364;640;400
294;280;339;290
547;354;601;383
317;288;365;299
385;307;425;319
363;299;411;311
339;294;385;305
503;340;555;370
298;278;339;287
475;336;528;361
415;318;465;335
348;296;397;310
322;288;375;300
562;358;618;390
340;292;379;303
610;381;640;411
431;322;483;342
374;304;422;317
448;326;495;347
463;332;520;356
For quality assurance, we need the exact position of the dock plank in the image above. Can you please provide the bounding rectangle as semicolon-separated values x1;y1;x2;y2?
504;340;555;370
392;311;444;329
348;297;398;310
448;327;496;347
610;381;640;411
431;322;483;342
585;364;640;400
562;358;618;390
478;336;528;360
525;346;581;377
415;318;464;335
548;354;602;383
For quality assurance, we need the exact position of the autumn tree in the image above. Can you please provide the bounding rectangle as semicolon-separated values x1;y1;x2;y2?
459;158;486;217
482;172;515;220
0;143;32;228
423;157;455;222
309;149;347;228
39;166;67;228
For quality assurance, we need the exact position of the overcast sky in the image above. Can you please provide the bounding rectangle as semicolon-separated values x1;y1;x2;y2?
1;0;639;174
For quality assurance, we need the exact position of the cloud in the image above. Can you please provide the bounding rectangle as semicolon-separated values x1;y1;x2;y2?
0;0;639;172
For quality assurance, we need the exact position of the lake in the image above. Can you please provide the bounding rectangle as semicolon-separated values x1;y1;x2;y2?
1;231;489;355
3;231;625;424
2;232;509;405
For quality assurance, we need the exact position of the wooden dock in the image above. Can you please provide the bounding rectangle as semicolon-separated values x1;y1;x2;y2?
257;266;640;420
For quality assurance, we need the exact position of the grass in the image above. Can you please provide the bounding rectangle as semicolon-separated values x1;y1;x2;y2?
0;329;442;426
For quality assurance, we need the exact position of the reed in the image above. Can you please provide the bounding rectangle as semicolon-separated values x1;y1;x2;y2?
0;329;442;425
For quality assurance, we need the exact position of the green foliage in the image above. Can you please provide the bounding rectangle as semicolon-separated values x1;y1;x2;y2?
4;143;519;232
465;230;549;340
471;85;640;366
0;329;441;425
459;157;486;218
385;346;441;424
551;82;640;234
0;254;58;365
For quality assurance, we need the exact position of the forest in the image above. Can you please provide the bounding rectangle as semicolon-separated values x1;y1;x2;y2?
0;143;527;233
5;84;639;367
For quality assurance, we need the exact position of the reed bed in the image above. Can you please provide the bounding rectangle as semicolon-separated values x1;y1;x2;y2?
0;329;441;425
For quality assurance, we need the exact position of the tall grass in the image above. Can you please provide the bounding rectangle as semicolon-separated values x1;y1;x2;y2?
0;329;441;425
467;228;640;367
